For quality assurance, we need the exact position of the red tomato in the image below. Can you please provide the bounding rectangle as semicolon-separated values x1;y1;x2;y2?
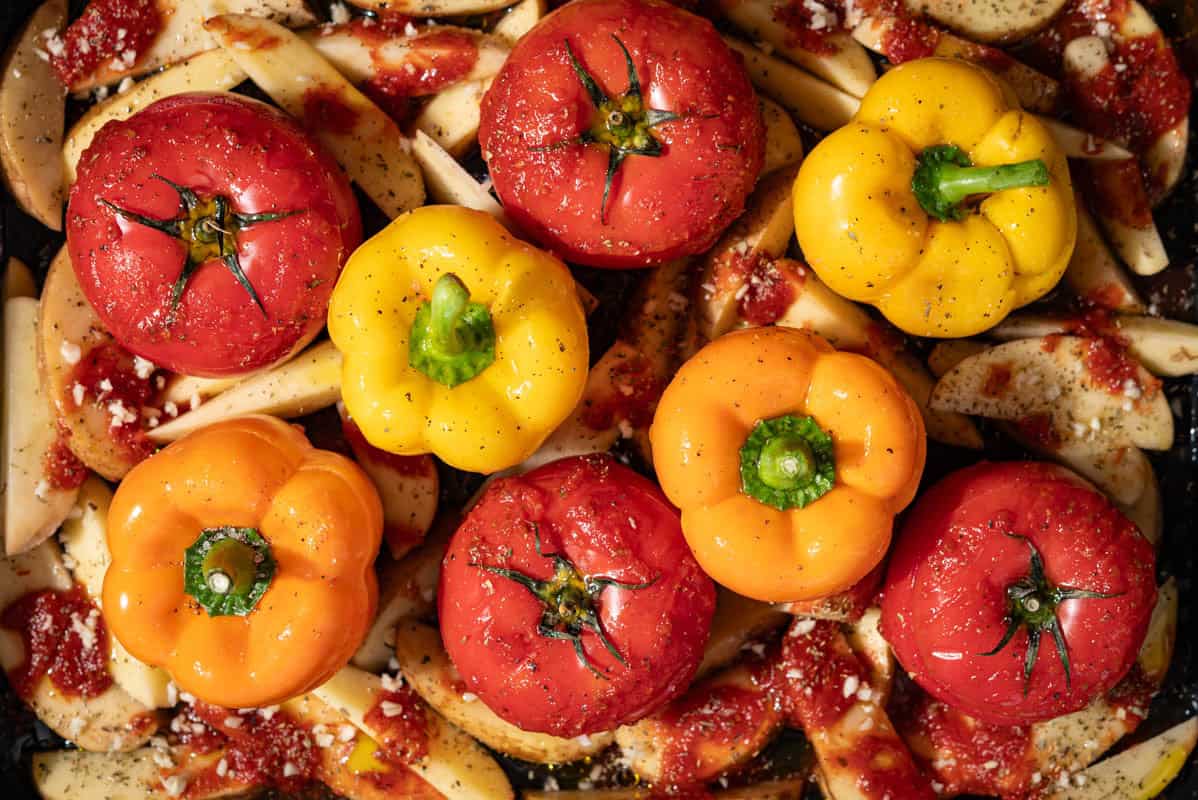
67;92;361;377
881;461;1156;726
439;454;716;736
478;0;764;268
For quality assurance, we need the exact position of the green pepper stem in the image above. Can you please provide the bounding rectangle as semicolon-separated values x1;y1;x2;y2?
739;415;835;510
408;274;497;388
911;144;1049;222
183;526;275;617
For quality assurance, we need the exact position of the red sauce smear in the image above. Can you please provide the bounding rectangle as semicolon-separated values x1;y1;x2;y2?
856;0;940;63
1065;309;1158;397
654;680;774;788
837;732;940;800
1015;413;1063;451
1075;159;1153;229
0;586;113;700
982;363;1013;397
302;88;360;136
363;684;430;764
580;350;662;431
50;0;160;88
1084;282;1131;311
735;254;801;326
44;426;87;490
893;691;1036;797
771;0;843;55
68;342;160;461
783;562;881;621
1106;663;1156;725
776;619;870;730
342;417;432;477
186;703;321;793
347;12;417;43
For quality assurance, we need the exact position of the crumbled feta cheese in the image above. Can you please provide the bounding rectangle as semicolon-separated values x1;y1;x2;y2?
842;675;860;698
381;700;405;717
785;668;802;680
983;760;999;770
67;716;86;739
329;1;351;24
790;618;817;636
260;705;279;720
34;480;50;501
164;401;179;418
216;758;229;777
283;762;300;778
404;22;420;37
97;378;113;395
133;355;156;379
189;391;202;411
162;774;189;796
381;672;403;692
338;724;357;742
117;76;136;94
388;657;401;672
71;382;86;406
315;732;335;748
224;715;244;729
152;748;175;768
60;340;82;364
462;692;478;703
61;553;78;571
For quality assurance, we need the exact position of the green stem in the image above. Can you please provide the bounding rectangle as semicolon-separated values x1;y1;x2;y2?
408;274;496;388
739;415;835;510
183;527;275;617
911;144;1049;222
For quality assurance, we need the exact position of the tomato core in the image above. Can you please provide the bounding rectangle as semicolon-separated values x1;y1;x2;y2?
183;526;276;617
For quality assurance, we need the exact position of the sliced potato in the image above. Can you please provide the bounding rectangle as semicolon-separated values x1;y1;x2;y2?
339;403;438;560
524;779;809;800
491;0;546;45
927;340;988;379
146;340;341;443
1044;717;1198;800
308;25;508;87
1064;205;1145;313
723;37;859;132
315;666;515;800
63;48;248;184
347;0;519;17
206;13;425;218
68;0;315;92
760;96;803;175
1138;579;1177;684
930;336;1173;451
32;747;249;800
1145;118;1187;205
0;0;66;229
905;0;1069;43
0;540;159;752
616;660;782;785
696;589;789;679
845;608;894;702
411;130;506;220
1037;116;1133;161
58;478;174;708
5;296;79;554
4;256;36;301
159;372;246;407
394;619;613;763
717;0;875;97
37;247;140;481
415;78;492;158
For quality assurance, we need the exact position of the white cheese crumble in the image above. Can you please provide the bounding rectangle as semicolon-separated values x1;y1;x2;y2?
59;340;82;364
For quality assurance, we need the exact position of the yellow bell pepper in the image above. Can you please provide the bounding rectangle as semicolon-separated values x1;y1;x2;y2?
793;58;1076;338
328;206;589;474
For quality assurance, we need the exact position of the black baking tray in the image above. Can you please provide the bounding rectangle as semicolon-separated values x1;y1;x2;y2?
1;0;1196;797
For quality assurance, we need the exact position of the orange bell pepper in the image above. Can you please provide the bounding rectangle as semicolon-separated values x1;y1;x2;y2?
102;416;382;708
649;327;926;602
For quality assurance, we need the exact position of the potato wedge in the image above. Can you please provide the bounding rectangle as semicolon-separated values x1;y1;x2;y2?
524;780;810;800
4;256;36;301
5;296;79;554
1064;205;1145;313
146;340;341;443
414;78;492;158
905;0;1069;43
0;540;160;752
927;339;988;379
307;25;508;87
206;13;425;218
616;660;782;785
0;0;66;229
393;619;613;763
1044;717;1198;800
37;247;144;481
1036;116;1133;161
696;589;789;679
845;608;893;703
1145;118;1187;205
348;0;519;17
411;130;506;219
58;478;174;708
32;747;251;800
339;403;438;560
354;518;450;671
760;96;803;175
1138;578;1177;684
723;37;858;132
159;372;246;407
492;0;547;45
716;0;875;97
930;337;1173;451
63;48;248;184
315;666;515;800
67;0;315;93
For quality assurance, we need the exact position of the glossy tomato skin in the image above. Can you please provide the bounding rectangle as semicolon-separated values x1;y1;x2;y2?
881;461;1156;726
479;0;764;268
439;454;716;736
67;92;361;377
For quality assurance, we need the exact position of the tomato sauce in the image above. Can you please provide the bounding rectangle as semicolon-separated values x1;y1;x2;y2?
776;619;870;730
735;254;801;326
771;0;843;55
653;682;774;788
893;691;1037;798
580;351;663;430
1106;663;1156;723
303;88;361;136
1060;309;1158;398
68;342;160;461
1015;413;1062;451
1075;159;1153;229
50;0;160;88
838;732;940;800
363;684;429;764
0;586;113;700
187;703;321;793
44;426;87;490
982;364;1013;397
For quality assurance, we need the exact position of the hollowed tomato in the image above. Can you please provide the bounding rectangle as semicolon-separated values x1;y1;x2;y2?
67;92;361;377
479;0;765;268
439;454;717;736
881;461;1156;726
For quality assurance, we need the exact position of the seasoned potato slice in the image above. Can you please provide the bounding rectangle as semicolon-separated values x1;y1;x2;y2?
723;37;859;132
760;97;803;175
347;0;519;16
0;0;66;230
33;747;251;800
492;0;547;45
1043;717;1197;800
905;0;1069;43
1064;206;1144;313
414;78;493;157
